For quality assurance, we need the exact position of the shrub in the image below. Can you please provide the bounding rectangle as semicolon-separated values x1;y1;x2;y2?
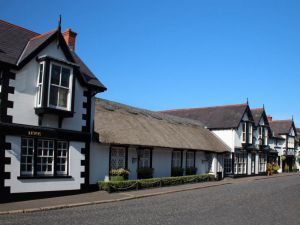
110;168;130;180
137;167;154;179
185;167;197;175
292;164;298;172
171;167;184;177
98;174;216;193
110;168;130;176
110;176;124;182
272;164;280;173
284;164;289;172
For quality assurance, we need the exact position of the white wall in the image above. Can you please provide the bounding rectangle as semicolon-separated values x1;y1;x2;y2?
212;129;235;151
5;135;85;193
152;148;172;178
8;40;87;131
90;143;219;182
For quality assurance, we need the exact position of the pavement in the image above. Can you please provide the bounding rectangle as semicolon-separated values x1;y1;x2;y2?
0;173;298;215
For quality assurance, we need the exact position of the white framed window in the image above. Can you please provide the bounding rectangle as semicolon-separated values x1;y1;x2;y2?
258;126;263;140
186;151;195;168
36;62;44;107
48;63;73;110
110;147;126;169
242;122;247;143
57;141;69;175
264;127;268;145
37;139;54;175
172;151;182;168
259;154;267;172
138;149;151;168
248;123;253;144
20;138;34;175
234;153;247;175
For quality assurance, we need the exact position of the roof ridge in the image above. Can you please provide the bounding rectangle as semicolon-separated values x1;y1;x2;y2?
0;19;39;35
161;103;247;112
30;29;56;40
270;119;292;123
251;108;263;111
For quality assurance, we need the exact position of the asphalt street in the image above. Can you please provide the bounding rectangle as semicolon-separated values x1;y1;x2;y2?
1;175;299;225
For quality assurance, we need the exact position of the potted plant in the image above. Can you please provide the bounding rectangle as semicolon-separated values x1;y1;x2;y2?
185;167;197;175
272;164;280;174
171;167;184;176
110;168;130;181
266;163;273;176
137;167;154;179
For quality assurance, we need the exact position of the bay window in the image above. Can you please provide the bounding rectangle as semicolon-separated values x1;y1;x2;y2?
242;122;253;144
242;122;246;143
234;153;247;175
36;63;44;107
248;123;253;144
259;154;267;173
35;60;73;112
264;127;268;145
20;138;69;177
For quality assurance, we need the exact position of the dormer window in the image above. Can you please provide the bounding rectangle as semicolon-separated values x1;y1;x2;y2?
35;58;74;115
48;63;72;110
258;126;268;146
242;122;253;144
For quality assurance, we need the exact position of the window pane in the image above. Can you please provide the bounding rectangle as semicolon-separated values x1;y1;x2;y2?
49;86;58;106
51;65;60;85
58;88;68;108
61;68;70;87
39;64;44;83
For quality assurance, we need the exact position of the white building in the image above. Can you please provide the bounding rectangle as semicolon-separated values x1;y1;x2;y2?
269;117;297;172
162;104;273;177
0;20;106;199
90;99;230;184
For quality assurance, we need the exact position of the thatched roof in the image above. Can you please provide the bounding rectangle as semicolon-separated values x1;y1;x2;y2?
94;98;230;153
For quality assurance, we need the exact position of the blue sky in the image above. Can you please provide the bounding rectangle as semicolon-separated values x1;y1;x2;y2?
2;0;300;125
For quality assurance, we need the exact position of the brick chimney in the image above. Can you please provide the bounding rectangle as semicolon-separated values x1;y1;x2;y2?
267;115;272;123
62;28;77;51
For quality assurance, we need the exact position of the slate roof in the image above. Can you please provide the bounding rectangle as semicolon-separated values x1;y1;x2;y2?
0;20;106;91
269;120;294;138
94;98;230;153
161;103;249;129
251;108;264;126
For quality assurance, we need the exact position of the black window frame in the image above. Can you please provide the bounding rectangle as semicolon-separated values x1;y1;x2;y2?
18;137;70;179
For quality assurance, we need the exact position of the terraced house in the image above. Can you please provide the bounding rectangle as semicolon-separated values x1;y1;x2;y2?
0;20;106;198
162;103;273;177
268;118;297;172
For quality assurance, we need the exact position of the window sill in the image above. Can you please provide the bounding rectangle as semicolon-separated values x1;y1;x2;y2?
35;107;73;118
17;175;72;180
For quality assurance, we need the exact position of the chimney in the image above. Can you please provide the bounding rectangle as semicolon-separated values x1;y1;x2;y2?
267;115;272;123
62;28;77;51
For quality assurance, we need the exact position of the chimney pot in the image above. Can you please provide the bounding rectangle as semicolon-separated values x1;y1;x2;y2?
62;28;77;51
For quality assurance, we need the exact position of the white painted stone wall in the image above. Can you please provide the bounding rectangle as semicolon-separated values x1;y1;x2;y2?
5;135;85;193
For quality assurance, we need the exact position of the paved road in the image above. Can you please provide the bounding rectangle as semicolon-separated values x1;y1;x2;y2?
1;175;299;225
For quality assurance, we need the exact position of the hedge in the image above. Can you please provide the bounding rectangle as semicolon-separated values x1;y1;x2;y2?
98;174;216;192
